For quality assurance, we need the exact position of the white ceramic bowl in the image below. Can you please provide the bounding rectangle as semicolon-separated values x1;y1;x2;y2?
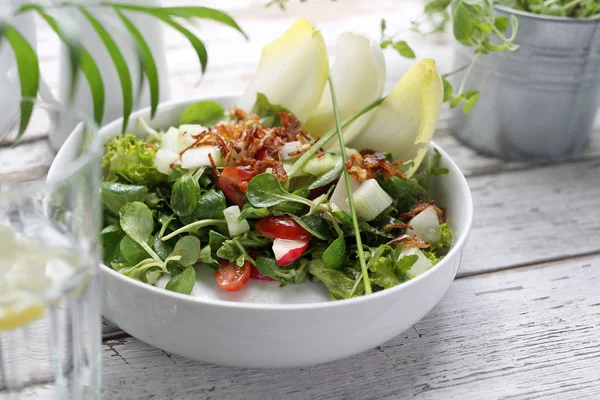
49;95;473;368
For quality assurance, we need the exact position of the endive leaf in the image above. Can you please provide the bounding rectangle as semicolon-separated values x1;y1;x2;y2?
3;25;39;141
115;8;160;118
238;18;329;122
303;33;385;139
80;7;133;132
348;59;443;177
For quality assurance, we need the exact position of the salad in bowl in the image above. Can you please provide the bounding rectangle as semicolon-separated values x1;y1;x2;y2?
100;19;449;301
51;18;472;367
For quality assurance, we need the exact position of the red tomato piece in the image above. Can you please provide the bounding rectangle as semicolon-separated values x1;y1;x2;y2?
215;260;251;292
217;167;255;207
255;216;312;241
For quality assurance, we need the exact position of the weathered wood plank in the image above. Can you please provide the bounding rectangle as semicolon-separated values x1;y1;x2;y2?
100;255;600;400
459;158;600;276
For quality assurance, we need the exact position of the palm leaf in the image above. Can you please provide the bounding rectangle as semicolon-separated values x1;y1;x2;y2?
28;6;105;124
154;15;208;73
104;4;248;39
80;7;133;132
2;25;39;142
114;8;160;118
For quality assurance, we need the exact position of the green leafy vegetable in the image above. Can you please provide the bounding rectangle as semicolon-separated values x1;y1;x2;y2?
161;219;227;241
119;201;162;262
170;175;200;217
120;235;148;264
309;260;363;300
251;92;292;127
193;190;227;219
239;206;271;220
217;237;256;267
166;235;201;266
165;266;196;295
323;235;346;269
208;230;228;250
101;224;123;265
179;100;225;126
103;134;166;187
246;173;315;208
255;256;308;284
101;182;148;215
292;214;331;241
198;245;219;269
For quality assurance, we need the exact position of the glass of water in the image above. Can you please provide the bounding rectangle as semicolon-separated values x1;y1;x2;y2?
0;99;102;399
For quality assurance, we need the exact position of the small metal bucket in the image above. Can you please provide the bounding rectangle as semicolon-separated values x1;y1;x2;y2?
450;6;600;161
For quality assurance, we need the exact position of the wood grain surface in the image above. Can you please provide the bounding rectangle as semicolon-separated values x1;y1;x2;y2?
2;0;600;399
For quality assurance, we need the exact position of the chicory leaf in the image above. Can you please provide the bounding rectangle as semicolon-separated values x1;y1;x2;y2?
165;265;196;295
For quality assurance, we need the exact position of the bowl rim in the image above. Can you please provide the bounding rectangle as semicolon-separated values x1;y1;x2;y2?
67;94;474;311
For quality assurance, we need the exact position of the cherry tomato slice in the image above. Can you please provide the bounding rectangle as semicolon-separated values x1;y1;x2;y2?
218;167;255;207
255;216;312;241
215;260;251;292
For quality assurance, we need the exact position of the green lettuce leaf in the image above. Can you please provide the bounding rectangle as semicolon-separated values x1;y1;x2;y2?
102;134;167;188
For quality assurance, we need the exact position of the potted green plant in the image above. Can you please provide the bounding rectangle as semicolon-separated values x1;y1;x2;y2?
424;0;600;161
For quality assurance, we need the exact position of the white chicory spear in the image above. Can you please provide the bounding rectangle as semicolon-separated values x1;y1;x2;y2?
302;33;386;138
238;18;329;122
348;59;443;176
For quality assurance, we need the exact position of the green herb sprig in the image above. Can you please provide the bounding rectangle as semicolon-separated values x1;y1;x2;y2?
327;76;372;295
1;3;247;142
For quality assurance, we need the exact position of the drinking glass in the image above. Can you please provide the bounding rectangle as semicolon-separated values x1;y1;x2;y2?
0;99;102;399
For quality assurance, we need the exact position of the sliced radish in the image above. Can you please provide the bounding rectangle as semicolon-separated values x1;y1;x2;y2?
181;146;223;169
407;206;441;243
272;238;310;266
154;149;179;175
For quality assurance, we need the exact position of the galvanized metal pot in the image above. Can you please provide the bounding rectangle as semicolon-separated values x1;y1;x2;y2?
451;6;600;161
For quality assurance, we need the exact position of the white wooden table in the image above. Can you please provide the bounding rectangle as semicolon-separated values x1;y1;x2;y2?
2;1;600;398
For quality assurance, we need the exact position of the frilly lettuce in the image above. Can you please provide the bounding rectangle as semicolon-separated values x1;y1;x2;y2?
102;134;166;188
